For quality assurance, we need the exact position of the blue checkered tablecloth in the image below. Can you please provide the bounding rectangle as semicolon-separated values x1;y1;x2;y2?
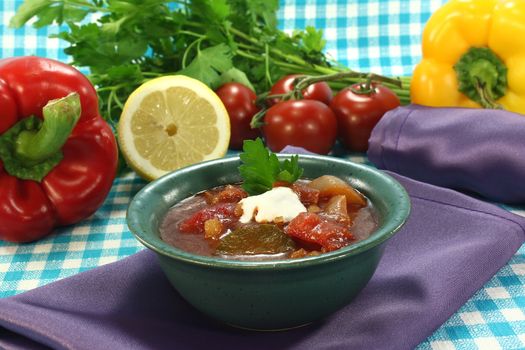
1;1;525;349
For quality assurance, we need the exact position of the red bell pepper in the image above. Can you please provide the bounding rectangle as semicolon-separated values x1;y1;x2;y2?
0;56;118;242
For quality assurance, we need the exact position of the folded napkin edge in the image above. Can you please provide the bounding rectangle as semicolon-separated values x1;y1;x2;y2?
410;193;525;239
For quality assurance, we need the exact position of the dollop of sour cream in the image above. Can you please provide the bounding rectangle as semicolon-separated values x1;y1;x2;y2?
239;186;307;224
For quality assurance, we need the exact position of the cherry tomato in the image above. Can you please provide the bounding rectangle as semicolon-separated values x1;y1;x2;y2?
215;82;261;149
330;83;400;152
268;74;333;105
263;99;337;155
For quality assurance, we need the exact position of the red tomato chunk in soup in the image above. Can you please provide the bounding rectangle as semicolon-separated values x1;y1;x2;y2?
159;176;378;260
285;212;356;252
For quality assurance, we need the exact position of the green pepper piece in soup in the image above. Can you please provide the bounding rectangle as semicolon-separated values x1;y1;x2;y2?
216;224;296;256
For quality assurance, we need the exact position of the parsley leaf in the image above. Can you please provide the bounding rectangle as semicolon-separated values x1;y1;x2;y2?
217;67;255;91
9;0;90;28
277;155;303;184
189;0;231;23
228;0;279;34
10;0;410;160
302;26;327;54
178;44;233;89
239;138;303;195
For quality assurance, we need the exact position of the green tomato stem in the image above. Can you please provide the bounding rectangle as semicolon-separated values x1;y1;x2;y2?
250;108;268;129
295;71;402;91
236;48;408;95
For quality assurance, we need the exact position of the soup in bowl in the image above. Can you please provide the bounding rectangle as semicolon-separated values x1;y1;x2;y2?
126;153;410;330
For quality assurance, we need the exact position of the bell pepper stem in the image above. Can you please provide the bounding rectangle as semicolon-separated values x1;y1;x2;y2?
473;79;502;110
15;93;81;164
454;47;507;109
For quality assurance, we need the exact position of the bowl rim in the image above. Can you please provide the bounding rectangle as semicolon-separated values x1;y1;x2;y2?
127;154;411;270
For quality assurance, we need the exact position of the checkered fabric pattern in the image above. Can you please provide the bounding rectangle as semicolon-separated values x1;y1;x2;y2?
0;1;69;61
279;0;445;77
1;1;524;349
0;173;146;294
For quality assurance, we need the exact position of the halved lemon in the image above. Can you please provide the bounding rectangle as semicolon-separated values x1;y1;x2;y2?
118;75;230;181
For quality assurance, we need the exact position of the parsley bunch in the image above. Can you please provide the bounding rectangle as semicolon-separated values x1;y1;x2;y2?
11;0;411;129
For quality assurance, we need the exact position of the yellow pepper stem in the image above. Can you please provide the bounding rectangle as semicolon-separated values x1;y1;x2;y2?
454;47;507;109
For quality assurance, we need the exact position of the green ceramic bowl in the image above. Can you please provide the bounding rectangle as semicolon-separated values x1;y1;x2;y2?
126;154;410;330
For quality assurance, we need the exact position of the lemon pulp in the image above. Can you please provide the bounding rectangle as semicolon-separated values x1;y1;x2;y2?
118;76;230;180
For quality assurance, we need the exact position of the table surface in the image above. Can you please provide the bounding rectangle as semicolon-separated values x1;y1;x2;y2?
1;1;525;349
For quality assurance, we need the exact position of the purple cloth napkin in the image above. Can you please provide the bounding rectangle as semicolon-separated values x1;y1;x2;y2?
0;172;524;350
368;104;525;204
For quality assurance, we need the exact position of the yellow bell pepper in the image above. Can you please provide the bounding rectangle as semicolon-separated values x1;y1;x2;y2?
411;0;525;114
